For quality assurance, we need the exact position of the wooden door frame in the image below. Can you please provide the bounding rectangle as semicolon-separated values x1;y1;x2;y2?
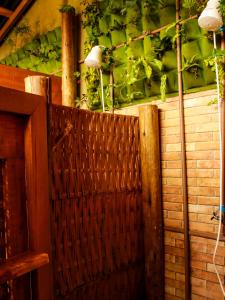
0;86;53;300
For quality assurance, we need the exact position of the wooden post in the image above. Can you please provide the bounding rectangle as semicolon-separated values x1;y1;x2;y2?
25;76;51;102
24;75;53;300
221;31;225;235
61;7;77;107
176;1;191;298
139;105;164;300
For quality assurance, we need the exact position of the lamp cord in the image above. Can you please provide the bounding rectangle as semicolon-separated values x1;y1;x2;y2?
99;68;105;112
213;31;225;297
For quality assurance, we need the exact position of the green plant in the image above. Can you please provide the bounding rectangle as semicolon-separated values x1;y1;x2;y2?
182;55;201;78
219;0;225;19
182;0;207;15
204;49;225;100
84;68;101;108
81;0;102;56
59;4;74;13
160;74;167;101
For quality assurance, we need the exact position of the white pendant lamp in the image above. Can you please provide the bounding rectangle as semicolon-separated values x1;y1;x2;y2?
84;45;105;112
84;45;103;68
198;0;223;31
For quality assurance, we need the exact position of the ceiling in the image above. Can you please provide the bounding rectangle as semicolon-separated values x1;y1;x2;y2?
0;0;35;44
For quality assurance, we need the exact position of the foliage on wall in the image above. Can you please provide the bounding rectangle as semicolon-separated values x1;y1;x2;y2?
82;0;217;109
0;27;62;75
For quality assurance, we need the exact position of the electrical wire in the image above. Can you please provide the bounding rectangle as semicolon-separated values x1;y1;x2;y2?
213;31;225;297
99;68;105;112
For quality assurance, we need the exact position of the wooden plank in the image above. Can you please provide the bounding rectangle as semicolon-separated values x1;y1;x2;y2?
138;105;164;300
0;0;34;43
24;93;53;299
0;65;62;105
0;7;13;18
0;252;49;284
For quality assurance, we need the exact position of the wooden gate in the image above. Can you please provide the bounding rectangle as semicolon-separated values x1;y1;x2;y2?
49;105;146;299
0;87;53;300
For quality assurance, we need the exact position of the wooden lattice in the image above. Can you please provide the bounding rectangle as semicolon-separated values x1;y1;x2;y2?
50;105;145;299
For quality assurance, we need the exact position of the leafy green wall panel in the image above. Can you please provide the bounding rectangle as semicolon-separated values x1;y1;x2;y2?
83;0;216;109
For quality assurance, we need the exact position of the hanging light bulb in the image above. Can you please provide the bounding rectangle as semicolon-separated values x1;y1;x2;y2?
198;0;223;31
84;45;103;68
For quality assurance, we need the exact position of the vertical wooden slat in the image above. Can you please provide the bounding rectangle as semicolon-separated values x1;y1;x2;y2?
24;76;53;300
139;104;164;300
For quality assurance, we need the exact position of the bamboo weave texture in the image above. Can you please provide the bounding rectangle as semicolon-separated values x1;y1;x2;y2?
50;105;145;299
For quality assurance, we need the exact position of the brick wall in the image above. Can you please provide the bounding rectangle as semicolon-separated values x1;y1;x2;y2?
115;89;225;300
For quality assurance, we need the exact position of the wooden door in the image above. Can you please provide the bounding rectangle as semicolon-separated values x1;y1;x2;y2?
0;112;31;299
0;87;53;300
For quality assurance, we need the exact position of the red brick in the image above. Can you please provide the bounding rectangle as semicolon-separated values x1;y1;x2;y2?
163;186;182;195
168;211;183;220
166;278;185;290
165;269;176;280
189;221;215;233
186;132;212;143
165;262;185;273
188;187;215;197
191;268;219;283
186;151;213;160
197;196;219;205
164;202;183;211
196;141;219;151
163;169;182;177
167;178;182;186
165;245;184;257
191;276;206;288
163;194;183;203
191;260;207;270
175;273;185;282
197;178;219;187
164;219;183;228
167;161;182;168
162;152;181;161
197;160;220;169
175;288;184;298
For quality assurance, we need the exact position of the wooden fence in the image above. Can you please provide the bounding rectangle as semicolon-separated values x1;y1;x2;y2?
0;79;163;299
49;105;146;299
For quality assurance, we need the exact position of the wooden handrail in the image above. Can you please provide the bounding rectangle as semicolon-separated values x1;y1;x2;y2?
0;251;49;284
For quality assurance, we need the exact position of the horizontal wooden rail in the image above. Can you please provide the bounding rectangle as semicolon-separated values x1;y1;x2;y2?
0;252;49;284
0;7;13;18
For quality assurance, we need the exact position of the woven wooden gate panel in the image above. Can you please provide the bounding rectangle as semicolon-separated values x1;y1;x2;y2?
50;105;145;300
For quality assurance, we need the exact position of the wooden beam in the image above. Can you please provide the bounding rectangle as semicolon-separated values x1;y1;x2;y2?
0;7;13;18
0;252;49;284
0;0;34;43
139;105;164;300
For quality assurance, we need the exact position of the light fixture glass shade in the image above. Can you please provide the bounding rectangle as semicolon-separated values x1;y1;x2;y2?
198;0;223;31
84;46;102;68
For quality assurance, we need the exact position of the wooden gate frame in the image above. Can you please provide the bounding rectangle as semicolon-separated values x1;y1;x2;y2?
0;86;53;300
